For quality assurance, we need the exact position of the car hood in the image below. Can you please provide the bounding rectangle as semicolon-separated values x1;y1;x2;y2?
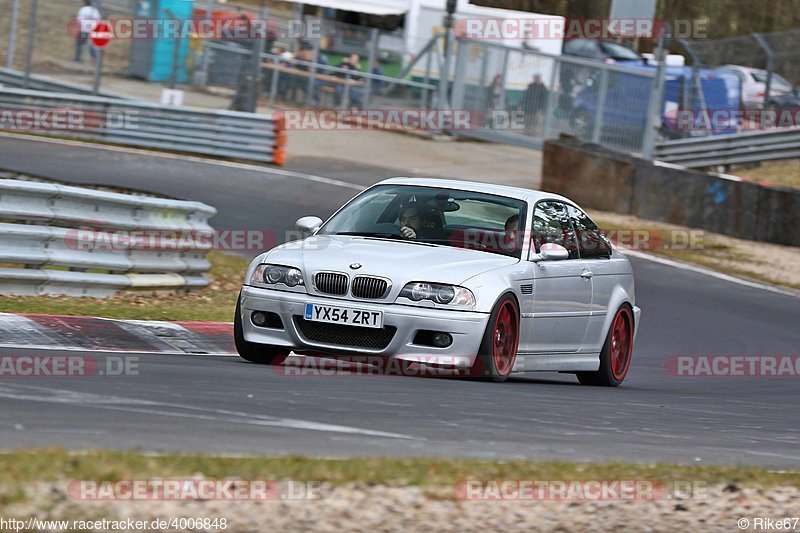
264;235;518;287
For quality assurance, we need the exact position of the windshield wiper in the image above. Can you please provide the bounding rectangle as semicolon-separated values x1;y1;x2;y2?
335;231;402;240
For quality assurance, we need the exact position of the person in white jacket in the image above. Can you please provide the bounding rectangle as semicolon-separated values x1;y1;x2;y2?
74;0;101;62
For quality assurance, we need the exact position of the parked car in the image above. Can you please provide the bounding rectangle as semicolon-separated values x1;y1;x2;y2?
766;87;800;112
562;39;645;64
235;178;641;386
716;65;792;110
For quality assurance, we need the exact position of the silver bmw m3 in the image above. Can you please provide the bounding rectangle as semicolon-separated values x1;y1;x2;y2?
235;177;641;385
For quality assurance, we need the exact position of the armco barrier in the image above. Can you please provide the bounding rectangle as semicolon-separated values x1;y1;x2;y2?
654;127;800;169
542;138;800;247
0;87;285;165
0;176;217;297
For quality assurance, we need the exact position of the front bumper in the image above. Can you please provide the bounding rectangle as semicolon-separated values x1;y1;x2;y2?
240;285;491;366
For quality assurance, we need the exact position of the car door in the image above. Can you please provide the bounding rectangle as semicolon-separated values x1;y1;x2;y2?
566;204;614;353
523;201;592;353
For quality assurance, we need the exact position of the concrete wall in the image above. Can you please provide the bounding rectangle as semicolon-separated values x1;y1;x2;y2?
542;138;800;248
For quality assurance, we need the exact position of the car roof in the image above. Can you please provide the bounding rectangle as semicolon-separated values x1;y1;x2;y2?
720;64;766;74
375;177;576;205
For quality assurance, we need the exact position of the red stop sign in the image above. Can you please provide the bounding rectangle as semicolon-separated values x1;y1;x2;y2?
90;21;113;48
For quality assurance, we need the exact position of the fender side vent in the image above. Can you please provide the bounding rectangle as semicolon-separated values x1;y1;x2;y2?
520;284;533;295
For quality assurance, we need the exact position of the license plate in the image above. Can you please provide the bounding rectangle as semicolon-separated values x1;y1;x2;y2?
304;303;383;329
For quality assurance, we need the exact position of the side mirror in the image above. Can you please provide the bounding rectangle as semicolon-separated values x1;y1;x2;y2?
296;216;323;235
531;242;569;262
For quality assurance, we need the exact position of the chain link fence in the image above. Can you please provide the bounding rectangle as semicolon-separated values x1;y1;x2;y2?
205;42;434;112
1;0;135;80
678;29;800;110
11;0;799;158
451;38;657;154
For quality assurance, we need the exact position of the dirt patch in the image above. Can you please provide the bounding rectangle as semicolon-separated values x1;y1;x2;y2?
4;482;799;532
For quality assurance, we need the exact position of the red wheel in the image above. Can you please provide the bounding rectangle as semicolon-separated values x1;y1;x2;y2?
474;294;520;382
609;307;633;381
577;305;634;387
493;300;519;376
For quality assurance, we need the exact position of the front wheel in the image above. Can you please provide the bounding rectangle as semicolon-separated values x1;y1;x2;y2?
472;294;520;383
234;298;289;365
577;305;634;387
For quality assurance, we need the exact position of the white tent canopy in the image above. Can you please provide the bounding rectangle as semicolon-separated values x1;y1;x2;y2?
294;0;410;16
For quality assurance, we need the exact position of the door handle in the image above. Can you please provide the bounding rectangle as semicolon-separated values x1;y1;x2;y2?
580;270;593;279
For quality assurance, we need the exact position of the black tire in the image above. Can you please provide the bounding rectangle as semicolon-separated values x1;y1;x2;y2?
471;293;520;383
234;297;289;365
577;304;634;387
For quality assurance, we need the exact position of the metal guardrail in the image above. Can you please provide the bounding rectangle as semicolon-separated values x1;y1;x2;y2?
0;68;129;99
654;127;800;168
0;87;286;164
0;176;217;297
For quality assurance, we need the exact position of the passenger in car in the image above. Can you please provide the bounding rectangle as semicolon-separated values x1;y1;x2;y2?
504;214;521;251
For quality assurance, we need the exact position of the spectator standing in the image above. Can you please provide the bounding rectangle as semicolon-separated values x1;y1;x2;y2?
521;74;548;135
484;74;504;126
337;54;363;109
74;0;101;62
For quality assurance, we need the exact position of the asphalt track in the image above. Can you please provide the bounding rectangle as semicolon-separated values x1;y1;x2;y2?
1;135;799;468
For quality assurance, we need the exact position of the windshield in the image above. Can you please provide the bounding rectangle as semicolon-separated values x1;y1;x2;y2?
599;41;641;61
318;184;527;258
751;70;792;91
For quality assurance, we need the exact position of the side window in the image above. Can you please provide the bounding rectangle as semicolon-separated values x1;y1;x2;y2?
567;205;612;259
531;201;579;259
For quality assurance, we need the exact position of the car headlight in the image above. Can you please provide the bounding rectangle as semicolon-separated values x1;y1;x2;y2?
251;264;305;288
397;282;475;307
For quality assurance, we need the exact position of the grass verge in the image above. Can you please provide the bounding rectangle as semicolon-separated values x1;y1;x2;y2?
592;214;800;291
0;252;249;322
0;449;798;501
733;159;800;190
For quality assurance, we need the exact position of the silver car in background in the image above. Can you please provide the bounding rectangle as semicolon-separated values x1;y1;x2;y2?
235;178;641;386
717;65;793;110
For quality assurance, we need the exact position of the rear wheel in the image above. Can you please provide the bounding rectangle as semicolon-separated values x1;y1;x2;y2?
473;294;520;383
234;298;289;365
577;305;633;387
